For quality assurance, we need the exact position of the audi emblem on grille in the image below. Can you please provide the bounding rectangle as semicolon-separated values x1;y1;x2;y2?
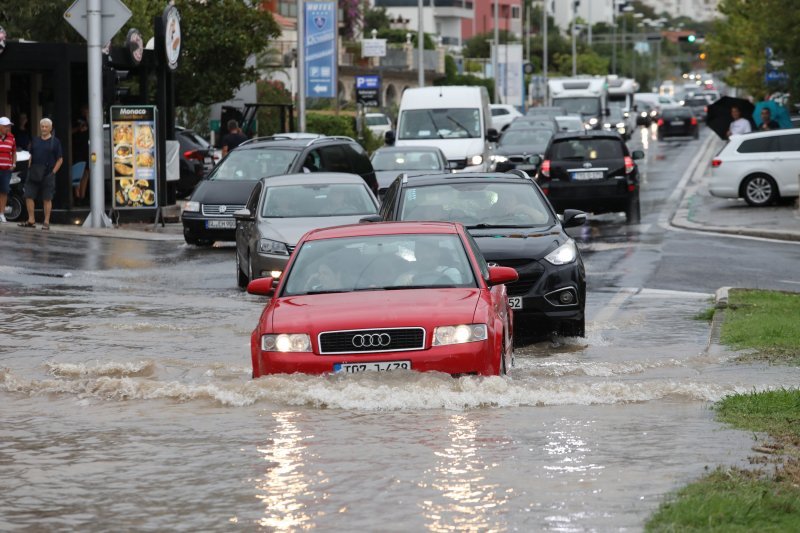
351;333;391;348
218;205;227;214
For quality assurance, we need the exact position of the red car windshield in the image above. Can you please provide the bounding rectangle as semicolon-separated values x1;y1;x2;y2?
283;234;478;296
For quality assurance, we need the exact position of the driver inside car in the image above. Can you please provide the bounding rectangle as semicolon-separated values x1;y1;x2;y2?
395;239;464;286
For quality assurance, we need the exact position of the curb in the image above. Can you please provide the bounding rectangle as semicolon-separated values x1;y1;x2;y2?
5;221;185;242
706;286;732;355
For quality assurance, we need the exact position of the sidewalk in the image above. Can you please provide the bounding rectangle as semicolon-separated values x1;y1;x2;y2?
671;134;800;242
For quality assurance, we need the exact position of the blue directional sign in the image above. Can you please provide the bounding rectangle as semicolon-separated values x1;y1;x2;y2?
305;2;336;98
356;75;380;90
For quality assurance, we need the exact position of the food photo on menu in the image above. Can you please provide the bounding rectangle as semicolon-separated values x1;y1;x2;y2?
112;119;157;208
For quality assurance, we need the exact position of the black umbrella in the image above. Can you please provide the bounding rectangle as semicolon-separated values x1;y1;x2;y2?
706;96;756;140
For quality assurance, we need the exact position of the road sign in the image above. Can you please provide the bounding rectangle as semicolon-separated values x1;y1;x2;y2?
305;2;336;99
356;75;381;107
361;38;387;58
64;0;132;45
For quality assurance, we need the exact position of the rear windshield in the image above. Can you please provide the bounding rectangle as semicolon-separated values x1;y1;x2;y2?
685;98;707;106
662;108;692;119
499;129;552;146
550;138;624;160
210;148;298;180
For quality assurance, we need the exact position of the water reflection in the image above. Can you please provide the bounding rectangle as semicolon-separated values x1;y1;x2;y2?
420;414;505;532
254;411;313;530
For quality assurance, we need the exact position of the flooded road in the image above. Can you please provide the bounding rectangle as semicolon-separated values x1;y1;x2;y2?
3;129;800;530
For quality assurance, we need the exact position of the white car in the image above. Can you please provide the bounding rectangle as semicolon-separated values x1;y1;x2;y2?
490;104;523;131
365;113;392;139
709;129;800;206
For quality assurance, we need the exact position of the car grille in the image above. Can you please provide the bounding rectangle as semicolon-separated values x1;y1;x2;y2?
490;259;545;297
318;328;426;354
448;159;468;170
201;204;246;217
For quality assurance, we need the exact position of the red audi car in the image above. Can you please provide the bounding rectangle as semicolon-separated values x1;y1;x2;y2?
247;222;518;377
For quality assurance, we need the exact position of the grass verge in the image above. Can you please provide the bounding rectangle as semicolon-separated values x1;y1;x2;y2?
646;290;800;531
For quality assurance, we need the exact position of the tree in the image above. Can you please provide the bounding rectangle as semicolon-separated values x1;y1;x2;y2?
1;0;84;43
339;0;362;40
463;30;517;59
363;5;391;33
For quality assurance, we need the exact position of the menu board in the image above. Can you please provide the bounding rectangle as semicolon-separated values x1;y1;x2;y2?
110;106;158;209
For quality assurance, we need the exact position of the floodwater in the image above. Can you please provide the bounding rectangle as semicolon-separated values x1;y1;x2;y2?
2;255;799;532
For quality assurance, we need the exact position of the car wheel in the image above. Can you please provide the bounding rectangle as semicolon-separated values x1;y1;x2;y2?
742;174;778;207
559;317;585;338
236;249;249;290
625;193;641;224
5;194;24;221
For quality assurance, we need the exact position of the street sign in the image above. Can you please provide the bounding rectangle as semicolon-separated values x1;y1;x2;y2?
356;75;381;107
64;0;132;45
305;2;337;99
361;38;387;58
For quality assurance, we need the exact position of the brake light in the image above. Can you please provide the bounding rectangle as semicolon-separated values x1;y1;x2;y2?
704;106;708;113
657;118;664;127
624;156;635;174
711;159;722;168
540;159;551;178
690;117;698;126
183;150;204;161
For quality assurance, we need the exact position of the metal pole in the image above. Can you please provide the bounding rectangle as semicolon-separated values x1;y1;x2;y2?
571;2;577;77
622;14;626;77
543;0;548;104
493;0;499;103
611;1;617;74
418;0;424;87
588;0;592;45
86;0;108;228
656;39;661;88
297;0;306;132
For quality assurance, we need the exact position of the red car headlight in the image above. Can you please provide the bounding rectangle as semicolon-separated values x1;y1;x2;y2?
262;334;311;352
433;324;488;346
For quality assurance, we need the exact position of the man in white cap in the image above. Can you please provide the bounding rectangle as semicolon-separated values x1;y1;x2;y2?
0;116;17;223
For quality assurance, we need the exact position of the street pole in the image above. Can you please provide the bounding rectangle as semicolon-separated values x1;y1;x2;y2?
543;0;548;104
588;0;592;45
611;1;617;74
622;13;627;77
86;0;109;228
418;0;424;87
297;0;305;132
571;2;577;77
493;1;499;103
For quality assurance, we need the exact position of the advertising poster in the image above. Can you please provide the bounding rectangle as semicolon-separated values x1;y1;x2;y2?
110;106;157;209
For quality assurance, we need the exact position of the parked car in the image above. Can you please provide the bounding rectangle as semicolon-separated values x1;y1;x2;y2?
535;130;644;224
370;145;449;198
657;107;699;140
554;115;585;132
182;135;377;245
365;113;392;138
233;173;379;288
709;129;800;206
491;128;553;173
377;170;587;339
490;104;523;131
683;96;708;122
175;126;216;197
246;221;518;376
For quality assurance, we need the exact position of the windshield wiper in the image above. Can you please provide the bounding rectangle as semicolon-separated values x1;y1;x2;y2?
426;111;445;138
445;115;475;137
302;289;345;295
467;223;534;229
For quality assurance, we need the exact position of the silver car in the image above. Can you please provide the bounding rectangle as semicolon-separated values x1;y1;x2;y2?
233;173;380;289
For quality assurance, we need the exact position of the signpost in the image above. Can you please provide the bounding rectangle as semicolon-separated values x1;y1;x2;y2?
304;2;337;99
64;0;131;228
355;75;381;107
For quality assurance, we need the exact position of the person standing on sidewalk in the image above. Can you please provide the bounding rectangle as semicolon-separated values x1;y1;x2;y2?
19;118;63;230
220;120;248;156
0;116;17;223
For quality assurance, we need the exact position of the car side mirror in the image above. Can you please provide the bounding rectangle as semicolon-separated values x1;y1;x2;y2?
384;130;396;146
359;214;383;223
604;108;610;116
562;209;587;228
487;266;519;287
631;150;644;160
247;277;274;296
233;208;254;221
487;128;500;143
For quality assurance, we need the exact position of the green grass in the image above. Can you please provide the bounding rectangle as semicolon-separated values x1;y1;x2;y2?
645;468;800;532
716;388;800;439
694;307;715;322
721;289;800;365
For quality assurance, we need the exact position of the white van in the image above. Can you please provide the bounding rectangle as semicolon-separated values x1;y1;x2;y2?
387;86;497;172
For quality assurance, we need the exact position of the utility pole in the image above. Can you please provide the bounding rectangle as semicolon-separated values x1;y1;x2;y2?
493;0;499;103
571;1;578;77
297;0;305;132
611;0;617;74
417;0;424;87
588;0;592;45
86;0;109;227
543;0;548;103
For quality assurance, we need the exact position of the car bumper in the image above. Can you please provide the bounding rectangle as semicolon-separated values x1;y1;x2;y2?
182;213;236;241
539;178;635;213
502;262;585;330
250;252;290;279
252;341;496;377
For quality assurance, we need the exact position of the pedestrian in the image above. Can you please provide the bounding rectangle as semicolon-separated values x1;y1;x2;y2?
71;118;90;201
221;120;248;156
759;108;780;131
0;116;17;223
18;118;63;230
726;105;752;137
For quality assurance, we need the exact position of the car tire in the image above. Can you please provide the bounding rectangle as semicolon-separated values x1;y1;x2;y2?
625;193;641;224
236;250;249;290
184;230;200;246
500;338;508;376
5;194;24;221
742;174;778;207
559;317;585;338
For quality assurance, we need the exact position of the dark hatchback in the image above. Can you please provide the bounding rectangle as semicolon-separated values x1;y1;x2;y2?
182;135;377;245
657;107;699;140
535;130;644;224
492;128;552;173
378;171;587;339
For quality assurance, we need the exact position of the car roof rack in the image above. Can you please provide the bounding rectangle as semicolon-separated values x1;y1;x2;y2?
238;135;306;146
306;135;357;146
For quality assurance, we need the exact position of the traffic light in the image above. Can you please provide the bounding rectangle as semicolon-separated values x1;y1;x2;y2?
699;52;707;60
678;34;697;43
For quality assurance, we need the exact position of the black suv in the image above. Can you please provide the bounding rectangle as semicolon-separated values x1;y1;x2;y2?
535;130;644;224
182;135;377;245
378;171;587;339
